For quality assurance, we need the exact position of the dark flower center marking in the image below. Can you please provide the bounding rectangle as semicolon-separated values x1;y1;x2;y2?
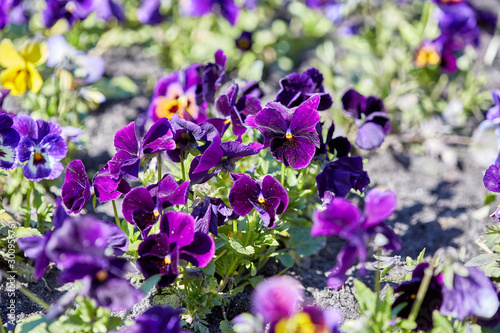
95;270;108;281
0;149;5;157
33;152;45;165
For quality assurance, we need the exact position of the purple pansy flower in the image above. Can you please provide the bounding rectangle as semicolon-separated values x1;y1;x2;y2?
275;68;333;111
189;135;263;183
311;188;401;289
0;0;26;29
167;114;218;162
192;197;238;236
180;0;241;25
477;292;500;328
213;84;262;138
228;173;288;228
93;162;131;203
0;113;19;169
440;264;499;321
483;162;500;192
237;276;342;333
119;306;183;333
195;49;227;105
314;121;351;160
61;160;91;214
393;263;444;331
96;0;124;21
42;0;95;28
341;89;391;150
137;211;215;288
253;95;321;169
148;65;205;123
13;115;68;182
109;119;176;180
137;0;164;25
122;174;190;237
316;156;370;200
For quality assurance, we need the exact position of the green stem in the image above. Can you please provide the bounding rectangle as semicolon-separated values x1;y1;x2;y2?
407;264;433;323
219;253;242;292
158;153;162;182
419;1;432;39
180;156;186;181
111;200;120;225
24;181;34;228
375;247;381;298
280;163;286;187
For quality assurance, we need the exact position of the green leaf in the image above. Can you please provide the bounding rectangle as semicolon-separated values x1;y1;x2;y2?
465;253;500;267
485;193;497;205
140;274;161;294
202;261;216;276
353;280;377;313
288;224;325;256
271;252;294;268
15;227;42;239
431;311;453;333
416;248;426;264
228;237;254;255
219;320;232;333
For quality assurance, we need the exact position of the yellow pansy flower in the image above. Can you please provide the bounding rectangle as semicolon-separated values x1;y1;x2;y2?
0;39;48;96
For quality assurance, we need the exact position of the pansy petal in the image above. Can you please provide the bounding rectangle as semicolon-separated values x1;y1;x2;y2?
355;122;385;150
311;198;362;238
228;173;260;217
179;231;215;267
261;175;288;214
270;136;316;169
160;211;195;249
122;188;156;225
363;188;397;227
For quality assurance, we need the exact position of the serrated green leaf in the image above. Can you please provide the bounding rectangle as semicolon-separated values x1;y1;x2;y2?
228;237;254;255
202;261;216;276
15;227;42;239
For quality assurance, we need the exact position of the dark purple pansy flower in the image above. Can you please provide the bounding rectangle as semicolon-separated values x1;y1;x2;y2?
42;0;95;28
393;263;444;331
122;174;190;237
180;0;240;25
61;160;91;214
213;84;262;138
245;276;342;333
314;121;351;160
148;65;205;123
311;188;401;289
119;306;183;333
137;211;215;288
276;68;333;111
228;173;288;228
192;197;238;236
17;199;68;279
93;162;131;203
189;135;263;183
483;162;500;192
316;156;370;200
235;31;253;51
109;119;176;180
195;49;227;105
167;114;218;162
440;265;499;320
341;89;391;150
13;115;68;182
0;113;20;169
254;95;321;169
0;0;25;29
137;0;164;25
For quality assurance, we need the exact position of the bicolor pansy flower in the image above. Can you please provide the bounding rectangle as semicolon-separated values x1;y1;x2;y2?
148;65;204;123
253;95;321;169
228;173;288;228
137;211;215;288
13;115;68;182
0;113;20;169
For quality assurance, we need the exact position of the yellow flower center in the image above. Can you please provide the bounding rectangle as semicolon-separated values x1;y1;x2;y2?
415;45;440;68
257;193;266;204
285;129;293;139
164;255;172;265
275;312;318;333
153;208;160;218
95;270;108;281
33;152;45;164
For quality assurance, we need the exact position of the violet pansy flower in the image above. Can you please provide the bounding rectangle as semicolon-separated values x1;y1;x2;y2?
192;197;238;236
213;84;262;138
195;49;227;105
13;115;68;182
235;31;253;52
189;135;263;183
137;0;164;25
0;113;20;169
180;0;241;25
392;263;444;331
95;0;124;21
93;162;131;203
275;68;333;111
109;119;176;180
137;211;215;288
314;121;351;160
61;159;91;214
253;95;321;169
341;89;391;150
120;306;183;333
311;188;401;289
148;65;205;123
316;156;370;200
42;0;95;28
122;174;190;237
228;174;288;228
